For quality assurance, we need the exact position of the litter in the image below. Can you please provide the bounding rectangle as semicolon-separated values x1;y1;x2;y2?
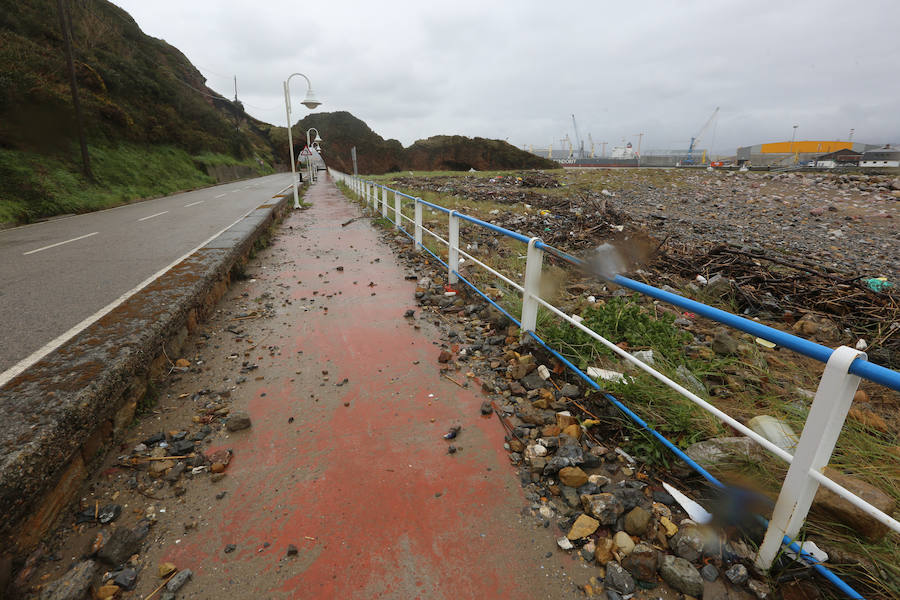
443;425;461;440
662;482;712;524
748;415;799;453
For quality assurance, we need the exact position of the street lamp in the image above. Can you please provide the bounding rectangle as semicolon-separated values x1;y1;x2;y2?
306;127;323;183
283;72;321;209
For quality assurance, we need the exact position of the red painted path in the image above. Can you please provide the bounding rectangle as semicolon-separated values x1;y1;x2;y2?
158;177;578;598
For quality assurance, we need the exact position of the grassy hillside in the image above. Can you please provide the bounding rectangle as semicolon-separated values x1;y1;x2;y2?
0;0;280;224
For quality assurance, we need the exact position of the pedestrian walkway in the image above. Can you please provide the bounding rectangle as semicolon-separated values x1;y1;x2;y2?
148;176;578;598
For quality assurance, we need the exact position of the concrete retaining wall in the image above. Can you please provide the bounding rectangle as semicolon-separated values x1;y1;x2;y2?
0;194;290;579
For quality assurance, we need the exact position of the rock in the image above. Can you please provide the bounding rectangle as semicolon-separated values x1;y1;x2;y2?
438;350;452;363
39;560;96;600
567;514;600;540
701;563;719;581
557;536;574;550
169;440;195;455
659;516;678;537
676;364;706;394
748;579;771;599
621;543;658;581
480;400;493;415
725;563;749;584
812;467;896;541
166;569;192;593
175;358;190;367
158;562;177;578
148;446;174;476
562;423;582;439
704;579;757;600
594;537;615;563
113;568;137;590
225;411;252;432
603;562;635;595
613;531;635;555
671;524;705;562
558;383;580;398
96;585;119;599
611;487;644;512
97;527;140;566
558;466;588;488
286;544;299;556
792;313;840;343
508;438;524;453
520;371;545;390
624;506;652;536
561;486;581;509
97;504;121;524
224;544;236;553
582;493;624;525
712;327;739;355
660;555;704;597
684;437;768;469
705;274;732;298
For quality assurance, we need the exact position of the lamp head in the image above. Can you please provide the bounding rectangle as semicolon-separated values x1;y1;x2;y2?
313;134;322;143
301;89;321;109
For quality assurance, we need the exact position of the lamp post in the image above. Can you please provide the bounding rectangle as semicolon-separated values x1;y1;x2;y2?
791;124;799;164
306;127;322;183
283;72;321;209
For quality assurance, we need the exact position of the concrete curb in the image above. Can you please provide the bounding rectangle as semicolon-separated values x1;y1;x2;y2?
0;194;290;561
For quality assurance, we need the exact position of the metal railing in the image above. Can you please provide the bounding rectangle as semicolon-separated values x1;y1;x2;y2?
330;169;899;598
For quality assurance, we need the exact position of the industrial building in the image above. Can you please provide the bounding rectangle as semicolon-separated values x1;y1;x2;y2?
736;141;879;167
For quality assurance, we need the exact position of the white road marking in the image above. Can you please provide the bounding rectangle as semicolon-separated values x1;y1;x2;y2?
0;204;267;388
231;190;241;194
214;193;227;199
184;201;205;207
138;211;168;222
22;231;99;255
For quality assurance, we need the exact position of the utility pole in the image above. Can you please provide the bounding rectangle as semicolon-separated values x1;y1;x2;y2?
57;0;92;179
234;75;238;102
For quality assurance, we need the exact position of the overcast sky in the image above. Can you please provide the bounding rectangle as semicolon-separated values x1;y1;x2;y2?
111;0;899;155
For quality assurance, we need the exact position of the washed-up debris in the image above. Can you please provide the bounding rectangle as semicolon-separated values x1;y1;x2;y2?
443;425;461;440
662;482;712;524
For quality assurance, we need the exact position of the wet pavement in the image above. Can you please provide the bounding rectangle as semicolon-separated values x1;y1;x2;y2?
130;176;578;598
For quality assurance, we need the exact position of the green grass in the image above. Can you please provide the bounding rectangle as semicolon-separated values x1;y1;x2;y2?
0;143;272;224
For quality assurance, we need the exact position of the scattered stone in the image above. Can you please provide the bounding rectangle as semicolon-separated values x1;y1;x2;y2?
96;584;119;600
38;560;96;600
438;350;452;363
166;569;193;593
748;579;771;599
603;561;635;595
558;466;588;488
613;531;635;555
712;327;739;355
594;537;615;563
556;536;574;550
621;543;658;581
659;515;678;537
566;514;600;540
286;544;299;556
158;562;177;578
671;524;706;562
480;400;493;415
113;568;137;591
558;383;580;398
813;467;897;541
224;544;236;553
623;506;652;536
225;411;252;432
725;563;749;584
97;527;140;566
582;493;624;525
660;555;704;597
701;563;719;581
97;504;121;524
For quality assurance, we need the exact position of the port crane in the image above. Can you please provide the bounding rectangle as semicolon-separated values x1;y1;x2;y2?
684;106;719;164
571;115;585;159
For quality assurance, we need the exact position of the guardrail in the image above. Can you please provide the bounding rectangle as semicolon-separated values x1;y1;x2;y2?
329;168;899;598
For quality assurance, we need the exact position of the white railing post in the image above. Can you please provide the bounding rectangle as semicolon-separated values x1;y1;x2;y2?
448;210;460;285
381;186;388;217
521;237;544;335
394;191;401;229
414;199;423;250
755;345;866;570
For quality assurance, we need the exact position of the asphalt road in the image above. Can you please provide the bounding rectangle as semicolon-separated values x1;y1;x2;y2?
0;173;294;377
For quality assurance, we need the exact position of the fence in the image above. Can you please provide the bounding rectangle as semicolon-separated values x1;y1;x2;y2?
329;169;900;598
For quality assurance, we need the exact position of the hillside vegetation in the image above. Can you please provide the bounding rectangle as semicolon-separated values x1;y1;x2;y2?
0;0;279;223
290;112;557;175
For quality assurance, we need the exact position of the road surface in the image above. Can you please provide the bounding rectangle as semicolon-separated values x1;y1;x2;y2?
0;173;293;377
